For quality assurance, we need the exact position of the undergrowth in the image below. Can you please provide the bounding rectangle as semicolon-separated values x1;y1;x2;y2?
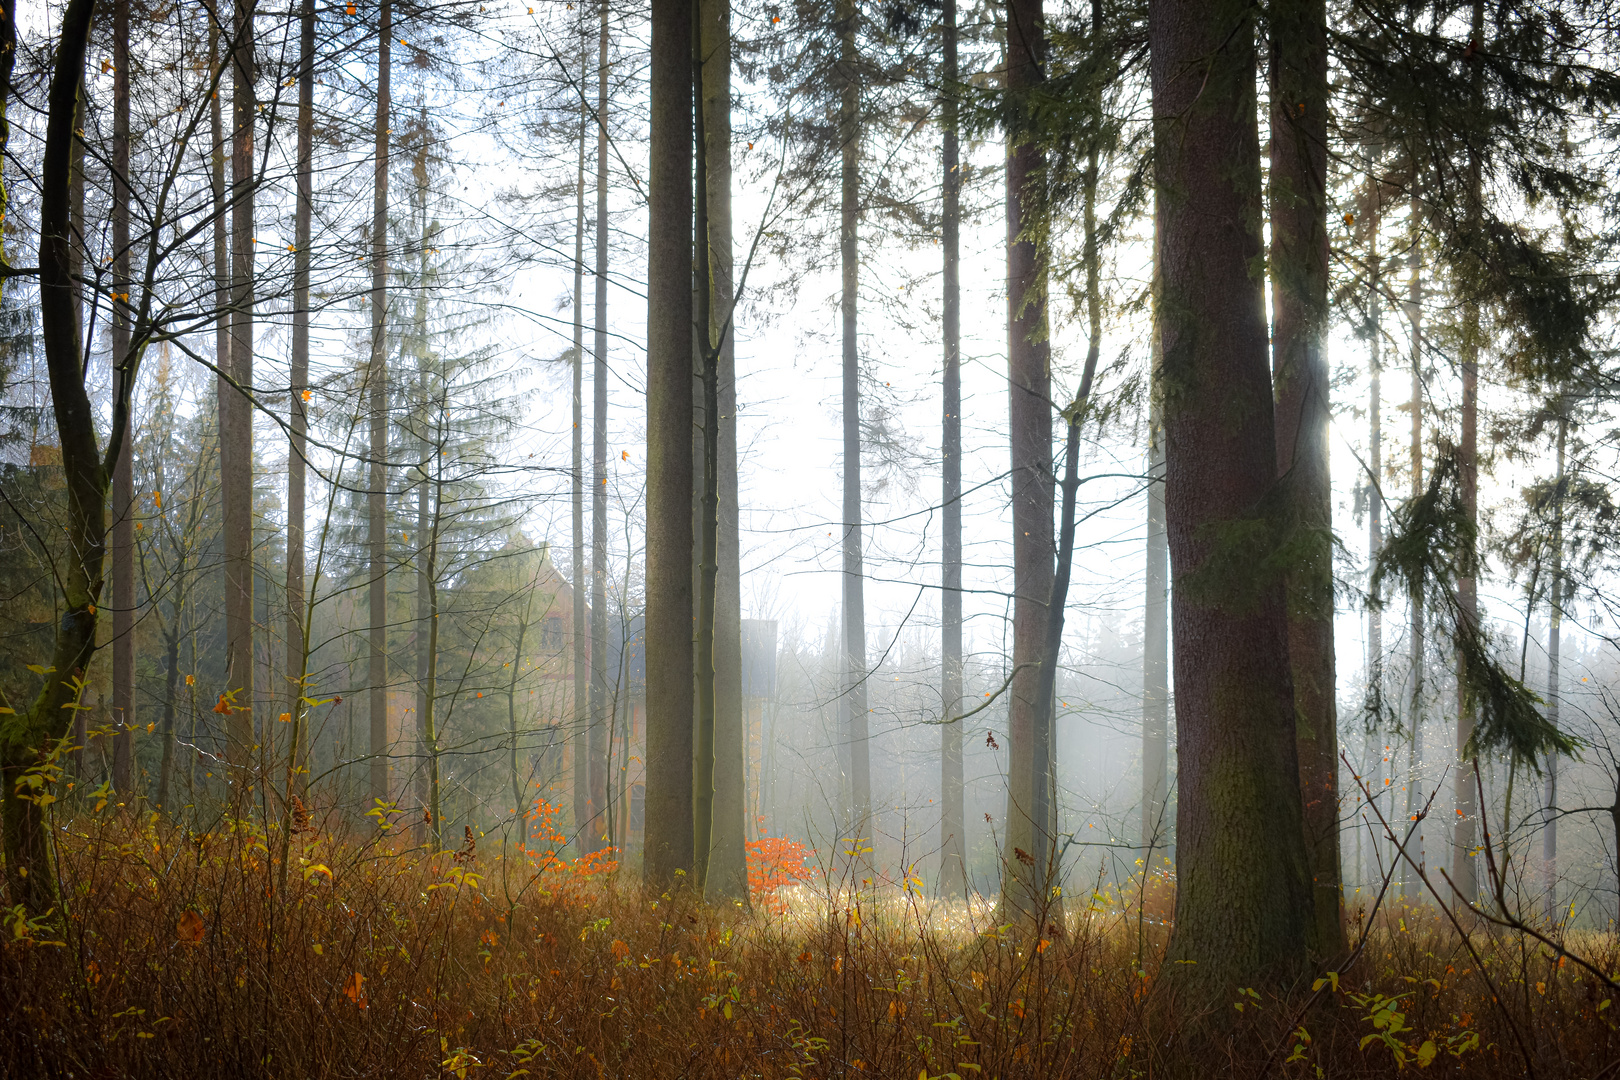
3;802;1618;1078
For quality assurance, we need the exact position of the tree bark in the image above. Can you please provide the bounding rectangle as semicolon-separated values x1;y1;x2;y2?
110;0;134;796
1403;194;1424;900
642;0;696;891
0;0;98;916
223;0;257;776
1002;0;1053;920
368;0;392;811
1451;0;1485;909
1269;0;1344;960
836;0;871;861
1543;407;1566;923
1150;0;1312;993
1143;234;1169;860
589;0;610;861
286;0;314;806
701;0;749;903
938;0;967;901
571;36;599;849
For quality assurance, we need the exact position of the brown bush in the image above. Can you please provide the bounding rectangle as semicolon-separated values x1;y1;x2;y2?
3;808;1617;1078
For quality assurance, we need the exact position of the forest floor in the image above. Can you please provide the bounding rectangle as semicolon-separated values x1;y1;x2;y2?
4;806;1618;1078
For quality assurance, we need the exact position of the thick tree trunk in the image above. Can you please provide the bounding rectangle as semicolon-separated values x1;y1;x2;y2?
224;0;257;775
1269;0;1344;960
1451;0;1485;909
110;0;134;795
836;0;871;859
286;0;314;805
938;0;967;901
589;0;610;860
1150;0;1312;994
1002;0;1053;919
642;0;696;890
693;70;718;890
1;0;98;916
701;0;749;903
368;0;392;811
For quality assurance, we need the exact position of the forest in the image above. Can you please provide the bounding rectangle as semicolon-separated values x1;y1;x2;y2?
1;0;1619;1074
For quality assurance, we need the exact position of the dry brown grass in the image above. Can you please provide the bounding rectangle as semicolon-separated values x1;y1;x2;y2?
4;806;1619;1078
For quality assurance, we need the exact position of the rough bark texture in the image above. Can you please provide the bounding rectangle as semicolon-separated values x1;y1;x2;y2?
701;0;749;903
938;0;967;901
693;12;718;890
1002;0;1053;919
836;0;871;856
1150;0;1312;994
642;0;696;891
589;0;610;862
0;0;98;915
368;0;392;811
110;0;134;795
224;0;257;774
1269;0;1345;960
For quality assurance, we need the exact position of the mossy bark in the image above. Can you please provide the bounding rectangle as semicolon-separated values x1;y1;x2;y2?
1150;0;1313;997
0;0;99;916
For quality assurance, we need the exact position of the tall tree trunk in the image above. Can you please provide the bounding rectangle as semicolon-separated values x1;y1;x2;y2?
412;148;432;840
589;0;610;861
1403;194;1424;899
1142;228;1169;862
1543;406;1566;923
156;616;182;809
642;0;696;890
693;5;719;892
1150;0;1312;993
938;0;967;901
0;0;98;916
1365;167;1384;896
509;595;532;824
110;0;134;795
68;81;89;783
368;0;392;811
836;0;871;861
286;0;314;805
1451;0;1485;909
1002;0;1053;920
224;0;257;776
1366;167;1383;765
571;41;598;850
701;0;748;903
1028;0;1103;913
1269;0;1344;960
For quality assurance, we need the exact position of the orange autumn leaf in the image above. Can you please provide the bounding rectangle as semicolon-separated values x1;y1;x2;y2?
177;909;205;945
343;971;367;1008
